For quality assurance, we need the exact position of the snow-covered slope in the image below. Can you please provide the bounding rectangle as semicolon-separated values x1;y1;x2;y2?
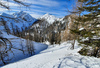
0;11;37;33
2;41;100;68
0;31;48;66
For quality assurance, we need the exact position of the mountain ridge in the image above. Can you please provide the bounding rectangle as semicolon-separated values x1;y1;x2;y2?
0;11;37;34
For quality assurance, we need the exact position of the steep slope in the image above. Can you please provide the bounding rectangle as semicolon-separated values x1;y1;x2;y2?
0;11;37;34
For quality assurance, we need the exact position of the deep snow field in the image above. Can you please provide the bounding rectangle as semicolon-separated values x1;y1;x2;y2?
1;37;100;68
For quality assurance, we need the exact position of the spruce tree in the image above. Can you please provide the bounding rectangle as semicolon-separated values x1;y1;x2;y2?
71;0;100;57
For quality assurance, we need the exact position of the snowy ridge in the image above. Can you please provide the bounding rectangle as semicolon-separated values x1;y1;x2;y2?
40;13;63;24
0;11;37;33
13;11;36;22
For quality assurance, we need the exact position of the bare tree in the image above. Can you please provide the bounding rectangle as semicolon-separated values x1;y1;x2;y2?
25;29;35;56
0;36;14;65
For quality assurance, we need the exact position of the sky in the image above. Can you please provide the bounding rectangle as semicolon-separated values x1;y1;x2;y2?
0;0;76;18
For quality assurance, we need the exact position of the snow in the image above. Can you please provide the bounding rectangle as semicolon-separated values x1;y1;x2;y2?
79;28;84;31
97;15;100;17
40;13;57;24
40;13;64;25
2;41;100;68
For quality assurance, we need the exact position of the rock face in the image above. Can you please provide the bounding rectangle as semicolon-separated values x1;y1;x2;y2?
0;11;37;34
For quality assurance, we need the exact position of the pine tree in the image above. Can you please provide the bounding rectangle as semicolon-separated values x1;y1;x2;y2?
71;0;100;57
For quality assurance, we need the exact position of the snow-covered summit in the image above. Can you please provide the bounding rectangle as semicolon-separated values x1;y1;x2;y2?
40;13;59;24
40;13;66;25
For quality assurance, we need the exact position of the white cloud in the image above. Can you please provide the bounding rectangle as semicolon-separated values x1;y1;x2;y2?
28;9;65;15
23;11;42;18
30;5;42;8
25;0;59;7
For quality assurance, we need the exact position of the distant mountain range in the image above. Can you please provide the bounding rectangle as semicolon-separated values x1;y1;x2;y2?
0;11;72;44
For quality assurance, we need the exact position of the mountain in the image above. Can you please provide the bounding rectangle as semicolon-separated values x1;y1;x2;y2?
0;11;37;34
25;13;70;43
31;13;66;29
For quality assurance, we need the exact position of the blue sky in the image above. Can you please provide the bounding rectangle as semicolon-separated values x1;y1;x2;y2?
0;0;75;18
